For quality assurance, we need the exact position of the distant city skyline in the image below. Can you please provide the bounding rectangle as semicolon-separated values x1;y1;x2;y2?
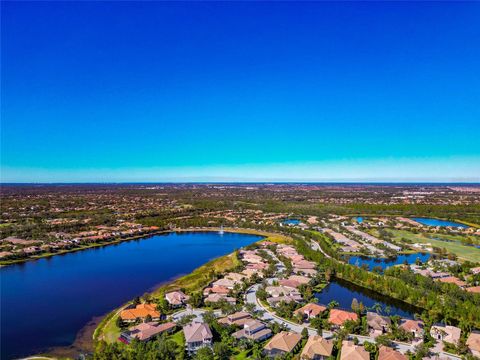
2;2;479;182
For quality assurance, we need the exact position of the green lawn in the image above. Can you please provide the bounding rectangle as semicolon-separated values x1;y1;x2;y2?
388;229;480;263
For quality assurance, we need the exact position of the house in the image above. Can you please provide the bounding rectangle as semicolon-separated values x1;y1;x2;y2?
225;272;247;282
471;267;480;275
466;286;480;294
288;275;311;285
430;325;461;346
466;332;480;358
218;311;251;326
328;309;358;327
204;293;236;305
378;346;407;360
340;341;369;360
437;276;467;288
119;322;176;344
211;278;236;289
301;335;334;360
267;294;303;307
183;322;213;352
279;278;303;288
232;319;272;342
367;312;391;337
265;285;300;298
263;331;302;357
165;291;190;307
242;268;263;278
399;319;424;339
120;303;161;323
203;285;230;296
294;303;327;321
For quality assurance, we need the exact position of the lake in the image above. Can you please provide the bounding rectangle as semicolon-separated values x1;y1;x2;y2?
412;217;469;228
0;231;263;360
347;252;431;271
315;279;419;318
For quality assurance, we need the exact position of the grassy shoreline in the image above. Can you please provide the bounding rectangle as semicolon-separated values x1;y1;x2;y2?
92;228;290;345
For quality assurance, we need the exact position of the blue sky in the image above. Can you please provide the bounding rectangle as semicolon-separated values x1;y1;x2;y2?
2;1;479;182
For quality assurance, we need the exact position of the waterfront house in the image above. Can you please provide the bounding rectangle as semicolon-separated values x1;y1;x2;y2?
340;340;369;360
430;325;461;346
204;293;236;305
328;309;358;328
399;319;424;339
183;322;213;353
119;322;176;344
203;285;230;296
120;303;161;323
295;303;327;322
378;346;407;360
211;277;236;289
437;276;467;288
367;312;391;337
471;267;480;275
466;332;480;358
466;286;480;294
165;290;190;307
218;311;251;326
301;335;334;360
232;319;272;342
263;331;302;357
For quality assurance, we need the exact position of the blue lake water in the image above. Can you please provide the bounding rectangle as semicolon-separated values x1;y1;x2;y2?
347;252;431;271
283;219;301;225
0;231;263;360
315;279;419;318
412;217;469;228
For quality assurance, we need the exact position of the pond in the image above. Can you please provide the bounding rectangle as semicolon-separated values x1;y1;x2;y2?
412;217;469;228
0;231;263;360
347;252;431;271
282;219;301;225
315;279;419;319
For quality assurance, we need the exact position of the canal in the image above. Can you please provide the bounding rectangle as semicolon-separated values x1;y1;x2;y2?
315;278;420;318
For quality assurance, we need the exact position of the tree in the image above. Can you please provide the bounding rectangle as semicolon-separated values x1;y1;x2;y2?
195;346;215;360
213;342;231;360
351;298;359;312
328;300;339;309
158;339;178;360
301;327;309;339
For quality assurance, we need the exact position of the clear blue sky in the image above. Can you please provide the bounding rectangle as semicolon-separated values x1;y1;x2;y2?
2;1;479;182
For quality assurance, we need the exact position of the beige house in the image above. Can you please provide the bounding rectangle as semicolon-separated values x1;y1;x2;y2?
295;303;327;322
340;341;369;360
301;335;334;360
430;325;461;346
378;346;407;360
232;319;272;342
466;332;480;358
264;331;302;357
399;319;424;339
367;312;391;337
183;322;213;353
165;290;190;307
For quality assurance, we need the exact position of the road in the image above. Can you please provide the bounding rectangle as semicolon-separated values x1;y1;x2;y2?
246;240;461;360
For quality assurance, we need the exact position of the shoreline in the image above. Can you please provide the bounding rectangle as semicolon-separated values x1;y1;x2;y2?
0;227;285;267
36;228;286;359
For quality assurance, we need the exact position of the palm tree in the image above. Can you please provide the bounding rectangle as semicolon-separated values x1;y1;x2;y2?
328;300;339;309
